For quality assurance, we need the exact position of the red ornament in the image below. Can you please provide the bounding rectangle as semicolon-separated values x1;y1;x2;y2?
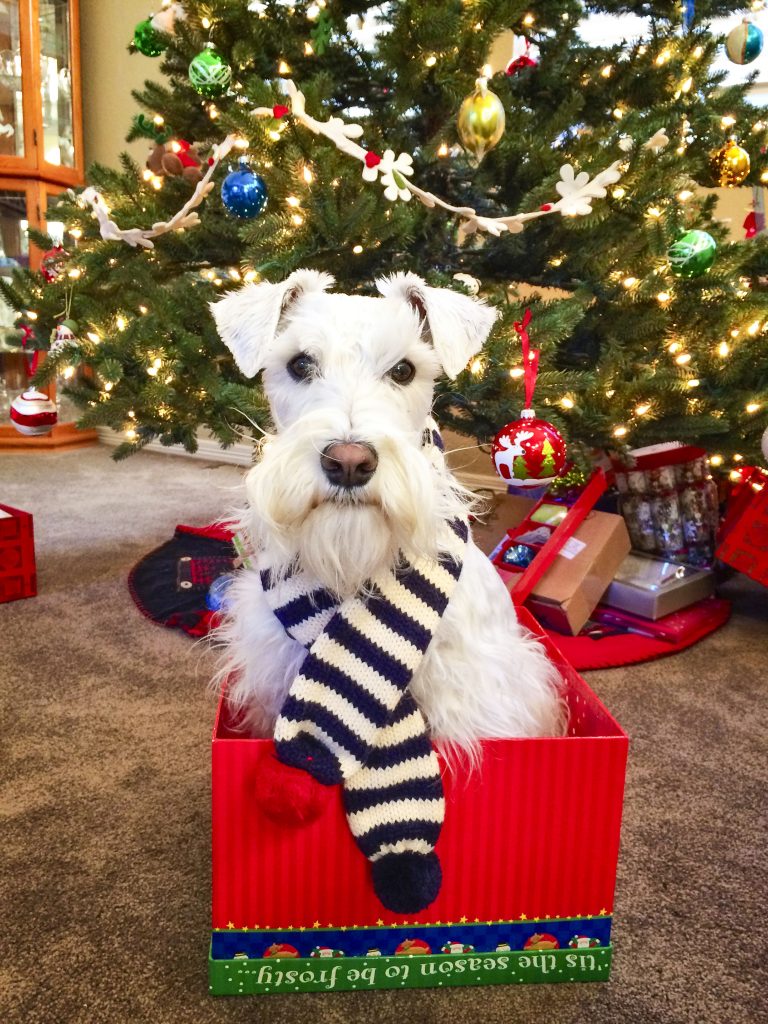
490;309;568;487
40;246;68;283
744;210;759;238
272;104;290;119
364;151;381;169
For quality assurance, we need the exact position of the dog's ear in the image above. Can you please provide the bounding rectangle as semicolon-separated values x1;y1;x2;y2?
210;269;334;378
376;272;498;378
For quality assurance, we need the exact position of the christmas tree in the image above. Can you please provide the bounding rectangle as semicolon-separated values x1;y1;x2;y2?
2;0;767;467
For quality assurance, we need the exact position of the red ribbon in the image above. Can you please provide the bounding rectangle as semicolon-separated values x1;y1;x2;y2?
513;308;539;410
20;324;40;379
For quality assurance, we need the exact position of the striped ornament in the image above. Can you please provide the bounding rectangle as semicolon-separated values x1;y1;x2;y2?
10;388;58;436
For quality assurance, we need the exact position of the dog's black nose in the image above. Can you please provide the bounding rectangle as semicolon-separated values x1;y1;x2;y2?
320;442;378;488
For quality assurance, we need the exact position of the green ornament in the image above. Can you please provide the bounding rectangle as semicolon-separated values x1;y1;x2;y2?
188;43;232;98
310;10;334;55
667;230;717;278
133;18;166;58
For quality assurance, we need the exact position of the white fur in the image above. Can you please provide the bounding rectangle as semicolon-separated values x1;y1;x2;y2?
211;271;566;756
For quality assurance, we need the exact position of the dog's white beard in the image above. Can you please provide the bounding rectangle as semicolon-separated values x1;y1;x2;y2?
295;503;398;596
241;429;472;598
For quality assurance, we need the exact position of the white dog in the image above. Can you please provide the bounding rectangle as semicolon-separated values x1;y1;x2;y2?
210;270;565;912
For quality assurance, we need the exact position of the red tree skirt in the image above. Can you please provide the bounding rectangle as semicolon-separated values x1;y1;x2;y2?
549;598;732;671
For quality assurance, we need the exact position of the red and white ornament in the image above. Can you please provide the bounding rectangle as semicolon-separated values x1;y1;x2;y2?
10;388;58;436
492;412;567;487
40;245;68;283
491;309;568;487
49;319;79;356
505;34;538;75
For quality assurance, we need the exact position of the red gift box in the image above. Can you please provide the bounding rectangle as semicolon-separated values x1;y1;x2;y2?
0;503;36;603
209;606;628;995
716;467;768;587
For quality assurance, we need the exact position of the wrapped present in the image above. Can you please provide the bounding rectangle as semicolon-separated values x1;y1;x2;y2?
601;552;715;620
0;503;36;603
611;444;719;567
716;467;768;587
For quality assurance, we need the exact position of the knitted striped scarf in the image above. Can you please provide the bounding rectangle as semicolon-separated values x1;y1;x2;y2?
257;433;468;914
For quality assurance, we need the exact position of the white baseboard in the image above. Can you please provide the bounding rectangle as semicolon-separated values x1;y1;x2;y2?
95;429;507;490
96;427;254;466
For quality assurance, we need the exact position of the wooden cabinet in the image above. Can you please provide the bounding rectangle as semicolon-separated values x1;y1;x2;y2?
0;0;93;449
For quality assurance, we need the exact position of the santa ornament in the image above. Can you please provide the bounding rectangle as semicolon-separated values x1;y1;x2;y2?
10;388;58;436
491;309;567;487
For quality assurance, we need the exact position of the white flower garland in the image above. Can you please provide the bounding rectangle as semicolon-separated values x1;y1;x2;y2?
79;79;642;248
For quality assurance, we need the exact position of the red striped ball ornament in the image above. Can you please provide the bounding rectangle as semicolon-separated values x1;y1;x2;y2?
10;388;58;436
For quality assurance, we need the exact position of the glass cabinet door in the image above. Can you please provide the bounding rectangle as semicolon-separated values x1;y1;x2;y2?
0;1;24;160
0;185;30;417
38;0;74;168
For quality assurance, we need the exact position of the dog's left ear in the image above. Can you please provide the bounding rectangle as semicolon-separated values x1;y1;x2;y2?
210;269;334;378
376;272;498;378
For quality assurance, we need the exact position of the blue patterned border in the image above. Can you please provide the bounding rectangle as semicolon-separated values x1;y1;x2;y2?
211;916;612;960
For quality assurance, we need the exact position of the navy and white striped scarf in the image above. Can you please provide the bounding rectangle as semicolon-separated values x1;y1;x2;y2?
257;431;468;913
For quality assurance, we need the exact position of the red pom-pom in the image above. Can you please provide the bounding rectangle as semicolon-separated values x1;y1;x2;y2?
491;414;567;487
272;104;290;119
255;752;331;827
364;151;382;168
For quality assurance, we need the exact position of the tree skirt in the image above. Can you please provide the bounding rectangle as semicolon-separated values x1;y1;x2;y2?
548;598;732;671
128;524;731;668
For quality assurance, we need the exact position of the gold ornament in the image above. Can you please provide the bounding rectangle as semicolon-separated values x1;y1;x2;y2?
457;77;505;163
710;139;750;187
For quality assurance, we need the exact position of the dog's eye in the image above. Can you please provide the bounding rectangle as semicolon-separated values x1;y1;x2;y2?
287;353;316;382
387;359;416;385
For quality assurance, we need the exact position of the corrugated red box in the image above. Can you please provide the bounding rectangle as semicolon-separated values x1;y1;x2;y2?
209;606;629;996
0;503;36;603
716;467;768;587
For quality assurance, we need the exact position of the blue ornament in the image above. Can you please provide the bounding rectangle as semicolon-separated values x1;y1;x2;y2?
206;572;235;612
501;543;537;569
221;160;268;219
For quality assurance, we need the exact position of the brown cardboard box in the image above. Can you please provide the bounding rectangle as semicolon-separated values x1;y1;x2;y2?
490;495;632;635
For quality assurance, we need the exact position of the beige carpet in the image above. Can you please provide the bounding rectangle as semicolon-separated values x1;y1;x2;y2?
1;446;766;1024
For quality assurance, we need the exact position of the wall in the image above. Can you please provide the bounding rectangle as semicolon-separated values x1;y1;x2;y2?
79;0;161;168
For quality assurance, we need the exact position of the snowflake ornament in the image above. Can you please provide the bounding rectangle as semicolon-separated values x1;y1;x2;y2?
554;162;622;217
362;149;414;201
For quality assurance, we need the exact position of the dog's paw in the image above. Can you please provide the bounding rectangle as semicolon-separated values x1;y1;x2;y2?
371;851;442;914
255;753;332;827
